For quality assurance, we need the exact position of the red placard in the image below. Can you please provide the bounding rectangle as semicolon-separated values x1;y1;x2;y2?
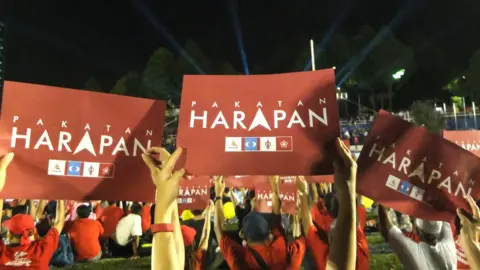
356;110;480;221
224;175;257;188
444;130;480;157
0;81;166;201
177;176;211;212
254;176;298;215
177;70;340;176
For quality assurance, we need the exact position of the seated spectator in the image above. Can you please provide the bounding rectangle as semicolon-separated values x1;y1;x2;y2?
109;203;143;259
99;201;124;239
68;205;104;262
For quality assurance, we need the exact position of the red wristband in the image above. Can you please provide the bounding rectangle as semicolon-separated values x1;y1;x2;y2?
151;223;174;233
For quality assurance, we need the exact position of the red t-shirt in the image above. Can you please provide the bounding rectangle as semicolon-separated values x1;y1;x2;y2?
68;218;104;261
141;205;151;233
99;206;124;239
312;199;334;232
356;227;370;270
220;215;305;269
0;227;59;270
306;225;370;270
357;205;367;231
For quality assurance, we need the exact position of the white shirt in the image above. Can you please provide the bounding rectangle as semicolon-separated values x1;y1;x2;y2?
114;214;143;246
388;222;457;270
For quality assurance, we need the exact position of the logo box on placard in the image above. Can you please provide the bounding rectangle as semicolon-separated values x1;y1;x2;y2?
177;70;340;176
0;81;166;201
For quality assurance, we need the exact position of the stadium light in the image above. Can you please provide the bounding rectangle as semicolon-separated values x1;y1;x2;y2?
392;69;405;80
333;66;336;70
336;92;348;100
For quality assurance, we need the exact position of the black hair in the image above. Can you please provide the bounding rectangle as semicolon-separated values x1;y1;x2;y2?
325;193;339;218
12;205;29;216
108;201;117;206
77;205;92;219
130;203;142;215
191;209;203;216
44;201;57;217
3;204;12;211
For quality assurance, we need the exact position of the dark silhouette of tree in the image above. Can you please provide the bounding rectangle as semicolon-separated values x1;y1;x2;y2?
84;77;103;92
409;100;445;134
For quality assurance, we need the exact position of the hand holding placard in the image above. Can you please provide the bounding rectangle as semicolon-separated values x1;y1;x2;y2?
0;153;14;192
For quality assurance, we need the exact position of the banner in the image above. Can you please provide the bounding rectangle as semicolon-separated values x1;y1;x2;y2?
356;110;480;221
177;176;211;212
254;176;298;215
0;81;166;201
177;70;340;176
444;130;480;157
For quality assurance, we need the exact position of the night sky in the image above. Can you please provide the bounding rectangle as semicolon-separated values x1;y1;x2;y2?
2;0;480;104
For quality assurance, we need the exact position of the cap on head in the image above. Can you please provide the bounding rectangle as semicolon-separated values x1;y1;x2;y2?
181;225;197;246
242;212;269;242
4;214;35;245
415;218;442;235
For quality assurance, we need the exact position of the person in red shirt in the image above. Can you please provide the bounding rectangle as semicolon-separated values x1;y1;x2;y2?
68;205;104;262
0;199;65;270
214;176;305;270
141;203;151;233
99;201;124;239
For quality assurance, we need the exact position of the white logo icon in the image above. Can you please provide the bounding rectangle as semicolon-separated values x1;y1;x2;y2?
47;160;66;176
82;162;100;177
410;186;425;201
385;175;401;190
248;108;272;131
225;137;242;152
280;140;289;148
73;132;97;156
102;167;110;175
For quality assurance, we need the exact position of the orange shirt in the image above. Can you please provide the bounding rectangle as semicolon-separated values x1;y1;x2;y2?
141;205;151;233
220;214;305;269
99;206;124;238
69;218;104;261
0;227;59;270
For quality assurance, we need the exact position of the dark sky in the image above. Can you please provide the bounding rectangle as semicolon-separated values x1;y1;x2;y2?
2;0;479;97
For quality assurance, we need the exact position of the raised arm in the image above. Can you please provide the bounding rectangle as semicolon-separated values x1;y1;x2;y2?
0;153;14;215
142;147;185;270
378;205;395;241
213;176;226;241
269;176;281;215
54;200;66;233
296;176;313;234
199;200;214;251
326;138;357;270
458;195;480;269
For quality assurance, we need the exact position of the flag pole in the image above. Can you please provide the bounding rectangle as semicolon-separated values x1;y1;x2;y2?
310;39;316;71
473;101;477;129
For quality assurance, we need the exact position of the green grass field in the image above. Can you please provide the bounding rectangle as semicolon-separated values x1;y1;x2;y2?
53;232;403;269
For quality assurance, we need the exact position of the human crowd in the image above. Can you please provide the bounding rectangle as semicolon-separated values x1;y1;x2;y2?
0;138;478;269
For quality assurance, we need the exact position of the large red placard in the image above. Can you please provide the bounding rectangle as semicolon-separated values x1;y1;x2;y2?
357;110;480;221
177;70;340;176
0;81;166;201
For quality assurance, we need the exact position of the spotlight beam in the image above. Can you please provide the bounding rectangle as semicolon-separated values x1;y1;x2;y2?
132;1;205;74
228;0;250;75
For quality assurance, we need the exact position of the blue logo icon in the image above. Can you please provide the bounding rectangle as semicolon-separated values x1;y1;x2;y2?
398;181;412;195
67;161;82;176
244;137;258;151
